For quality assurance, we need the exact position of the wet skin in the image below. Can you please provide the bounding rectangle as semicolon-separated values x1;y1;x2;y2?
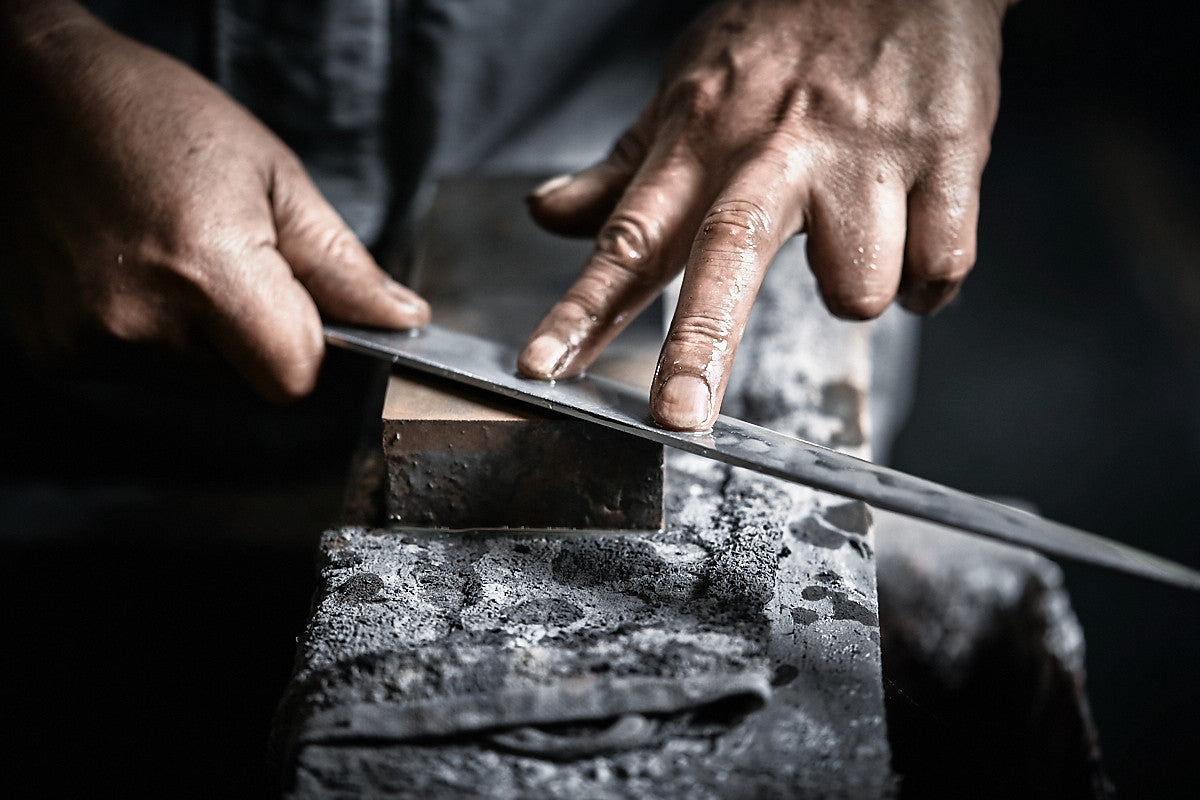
520;0;1011;431
1;0;1009;416
0;0;430;402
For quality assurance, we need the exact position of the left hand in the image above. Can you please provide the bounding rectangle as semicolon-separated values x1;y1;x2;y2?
0;2;429;402
518;0;1010;430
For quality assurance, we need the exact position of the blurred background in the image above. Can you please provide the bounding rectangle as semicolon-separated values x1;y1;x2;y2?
891;1;1200;796
1;0;1196;797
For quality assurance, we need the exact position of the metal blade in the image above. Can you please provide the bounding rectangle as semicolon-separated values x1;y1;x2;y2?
325;323;1200;591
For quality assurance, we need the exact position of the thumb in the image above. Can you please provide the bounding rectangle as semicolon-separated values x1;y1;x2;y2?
526;120;651;238
271;157;430;330
202;244;326;405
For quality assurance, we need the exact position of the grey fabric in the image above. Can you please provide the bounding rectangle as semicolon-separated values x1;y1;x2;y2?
214;1;396;244
83;0;211;68
208;0;700;253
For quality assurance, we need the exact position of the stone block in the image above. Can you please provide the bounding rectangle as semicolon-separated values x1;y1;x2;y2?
273;210;896;798
382;369;663;530
876;508;1111;798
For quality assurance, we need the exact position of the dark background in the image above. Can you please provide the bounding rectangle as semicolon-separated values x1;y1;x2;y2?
1;1;1197;798
892;1;1200;797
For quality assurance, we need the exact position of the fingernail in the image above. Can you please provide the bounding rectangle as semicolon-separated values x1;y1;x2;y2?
385;280;430;318
658;374;712;430
529;173;574;200
521;334;572;377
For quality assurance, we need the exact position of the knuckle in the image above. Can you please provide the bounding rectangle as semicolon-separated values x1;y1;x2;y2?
808;236;900;321
698;200;773;257
913;87;999;156
897;276;962;315
316;224;359;265
906;245;975;283
593;212;662;275
291;214;358;270
939;75;1000;132
666;311;737;350
664;70;728;128
782;75;873;133
546;293;599;330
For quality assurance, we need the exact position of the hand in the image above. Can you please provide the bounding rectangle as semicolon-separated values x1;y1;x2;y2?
519;0;1010;430
0;2;429;402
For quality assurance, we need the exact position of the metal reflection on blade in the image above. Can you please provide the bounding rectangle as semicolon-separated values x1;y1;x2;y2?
324;323;1200;591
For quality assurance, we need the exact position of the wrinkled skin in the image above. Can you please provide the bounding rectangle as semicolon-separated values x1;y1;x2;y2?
0;1;429;402
521;0;1011;431
2;0;1008;417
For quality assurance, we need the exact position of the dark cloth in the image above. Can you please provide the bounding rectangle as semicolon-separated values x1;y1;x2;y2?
84;0;703;253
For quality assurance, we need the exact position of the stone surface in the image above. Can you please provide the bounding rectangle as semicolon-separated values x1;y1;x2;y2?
382;370;663;530
876;509;1112;799
271;179;894;798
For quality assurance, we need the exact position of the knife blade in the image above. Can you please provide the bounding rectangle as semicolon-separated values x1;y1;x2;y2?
325;322;1200;591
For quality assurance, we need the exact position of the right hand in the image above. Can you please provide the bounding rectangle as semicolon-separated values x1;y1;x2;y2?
0;2;429;402
519;0;1008;431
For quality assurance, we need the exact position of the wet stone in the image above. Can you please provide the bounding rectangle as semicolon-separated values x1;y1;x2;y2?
790;607;820;627
502;597;584;626
792;517;853;550
336;573;384;604
271;186;892;799
822;501;873;537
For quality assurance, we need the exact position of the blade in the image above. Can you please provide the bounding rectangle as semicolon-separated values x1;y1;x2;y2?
325;323;1200;591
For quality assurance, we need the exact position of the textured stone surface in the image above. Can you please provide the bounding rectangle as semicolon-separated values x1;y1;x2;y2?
876;509;1112;799
271;180;893;798
273;464;888;798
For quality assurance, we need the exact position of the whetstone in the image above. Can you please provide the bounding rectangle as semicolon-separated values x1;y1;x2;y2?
381;368;663;530
273;211;896;797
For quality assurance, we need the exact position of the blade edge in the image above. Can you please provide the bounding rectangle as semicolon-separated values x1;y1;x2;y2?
325;323;1200;590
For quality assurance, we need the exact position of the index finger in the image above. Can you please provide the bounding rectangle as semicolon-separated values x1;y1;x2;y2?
517;140;709;381
651;148;808;431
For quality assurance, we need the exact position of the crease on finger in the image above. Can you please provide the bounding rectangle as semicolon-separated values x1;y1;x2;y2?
519;138;711;381
651;150;810;430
